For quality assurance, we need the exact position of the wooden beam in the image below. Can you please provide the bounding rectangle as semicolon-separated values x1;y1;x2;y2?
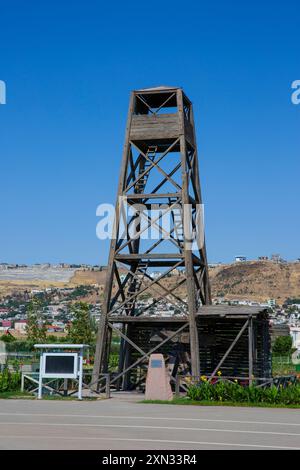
115;253;185;260
178;88;200;377
127;192;181;200
248;316;254;386
108;316;188;323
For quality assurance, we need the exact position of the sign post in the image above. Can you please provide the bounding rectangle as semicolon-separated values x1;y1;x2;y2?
35;344;88;400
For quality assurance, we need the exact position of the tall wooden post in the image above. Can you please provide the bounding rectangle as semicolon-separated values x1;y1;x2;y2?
248;316;254;386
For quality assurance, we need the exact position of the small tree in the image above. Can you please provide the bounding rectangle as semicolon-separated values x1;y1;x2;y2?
272;336;293;356
26;299;47;343
67;302;94;344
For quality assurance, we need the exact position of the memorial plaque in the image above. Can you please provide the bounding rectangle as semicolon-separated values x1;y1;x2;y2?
151;359;163;368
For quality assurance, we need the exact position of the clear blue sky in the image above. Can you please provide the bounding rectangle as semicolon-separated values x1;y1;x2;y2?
0;1;299;265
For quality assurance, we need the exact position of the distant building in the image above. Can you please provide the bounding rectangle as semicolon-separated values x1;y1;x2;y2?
150;271;161;279
291;303;300;311
235;256;247;263
7;264;17;269
270;322;290;343
0;320;11;331
14;320;27;334
290;327;300;351
267;299;276;309
0;308;9;315
46;323;65;333
271;254;281;263
258;256;268;261
172;268;184;275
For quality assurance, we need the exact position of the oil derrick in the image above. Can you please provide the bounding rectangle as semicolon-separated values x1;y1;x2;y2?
93;86;211;390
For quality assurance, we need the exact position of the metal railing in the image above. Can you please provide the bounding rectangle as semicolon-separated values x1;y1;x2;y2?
21;371;111;399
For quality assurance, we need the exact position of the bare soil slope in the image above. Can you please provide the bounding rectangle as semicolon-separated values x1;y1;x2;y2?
1;262;300;305
209;261;300;303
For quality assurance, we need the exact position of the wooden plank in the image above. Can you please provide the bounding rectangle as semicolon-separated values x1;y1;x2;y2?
130;114;180;140
127;192;181;200
184;119;194;146
108;316;188;323
248;316;254;385
197;305;267;316
115;253;184;260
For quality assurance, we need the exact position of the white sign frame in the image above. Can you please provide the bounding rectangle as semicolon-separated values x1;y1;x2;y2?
35;345;87;400
41;352;78;379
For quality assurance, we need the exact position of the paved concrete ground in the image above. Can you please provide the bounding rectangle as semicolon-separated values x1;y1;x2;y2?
0;394;299;450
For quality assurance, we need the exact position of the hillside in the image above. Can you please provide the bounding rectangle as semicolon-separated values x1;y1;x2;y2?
72;261;300;305
209;261;300;304
1;261;300;306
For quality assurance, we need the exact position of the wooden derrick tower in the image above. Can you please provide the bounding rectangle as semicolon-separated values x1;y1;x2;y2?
93;86;211;390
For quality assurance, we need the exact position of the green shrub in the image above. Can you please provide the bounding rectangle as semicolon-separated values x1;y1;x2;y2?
187;380;300;405
0;334;16;343
273;336;293;356
0;369;21;393
109;353;119;370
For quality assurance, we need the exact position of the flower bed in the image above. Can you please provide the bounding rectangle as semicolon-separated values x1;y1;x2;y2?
187;379;300;405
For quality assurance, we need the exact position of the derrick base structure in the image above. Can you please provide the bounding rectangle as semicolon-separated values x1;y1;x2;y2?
108;307;271;390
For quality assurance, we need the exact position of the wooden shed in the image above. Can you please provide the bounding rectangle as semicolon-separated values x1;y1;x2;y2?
117;305;271;387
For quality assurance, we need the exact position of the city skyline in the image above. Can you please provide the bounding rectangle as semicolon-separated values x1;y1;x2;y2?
1;252;300;266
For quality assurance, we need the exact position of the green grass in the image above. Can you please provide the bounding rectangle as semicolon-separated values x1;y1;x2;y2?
0;391;34;399
40;395;99;400
142;397;300;409
0;391;102;400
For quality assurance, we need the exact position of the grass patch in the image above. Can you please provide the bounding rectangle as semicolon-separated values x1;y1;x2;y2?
142;397;300;408
0;391;101;400
40;395;98;401
0;391;34;399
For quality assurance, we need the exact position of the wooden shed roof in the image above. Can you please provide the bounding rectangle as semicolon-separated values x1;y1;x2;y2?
135;85;180;92
197;305;268;317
